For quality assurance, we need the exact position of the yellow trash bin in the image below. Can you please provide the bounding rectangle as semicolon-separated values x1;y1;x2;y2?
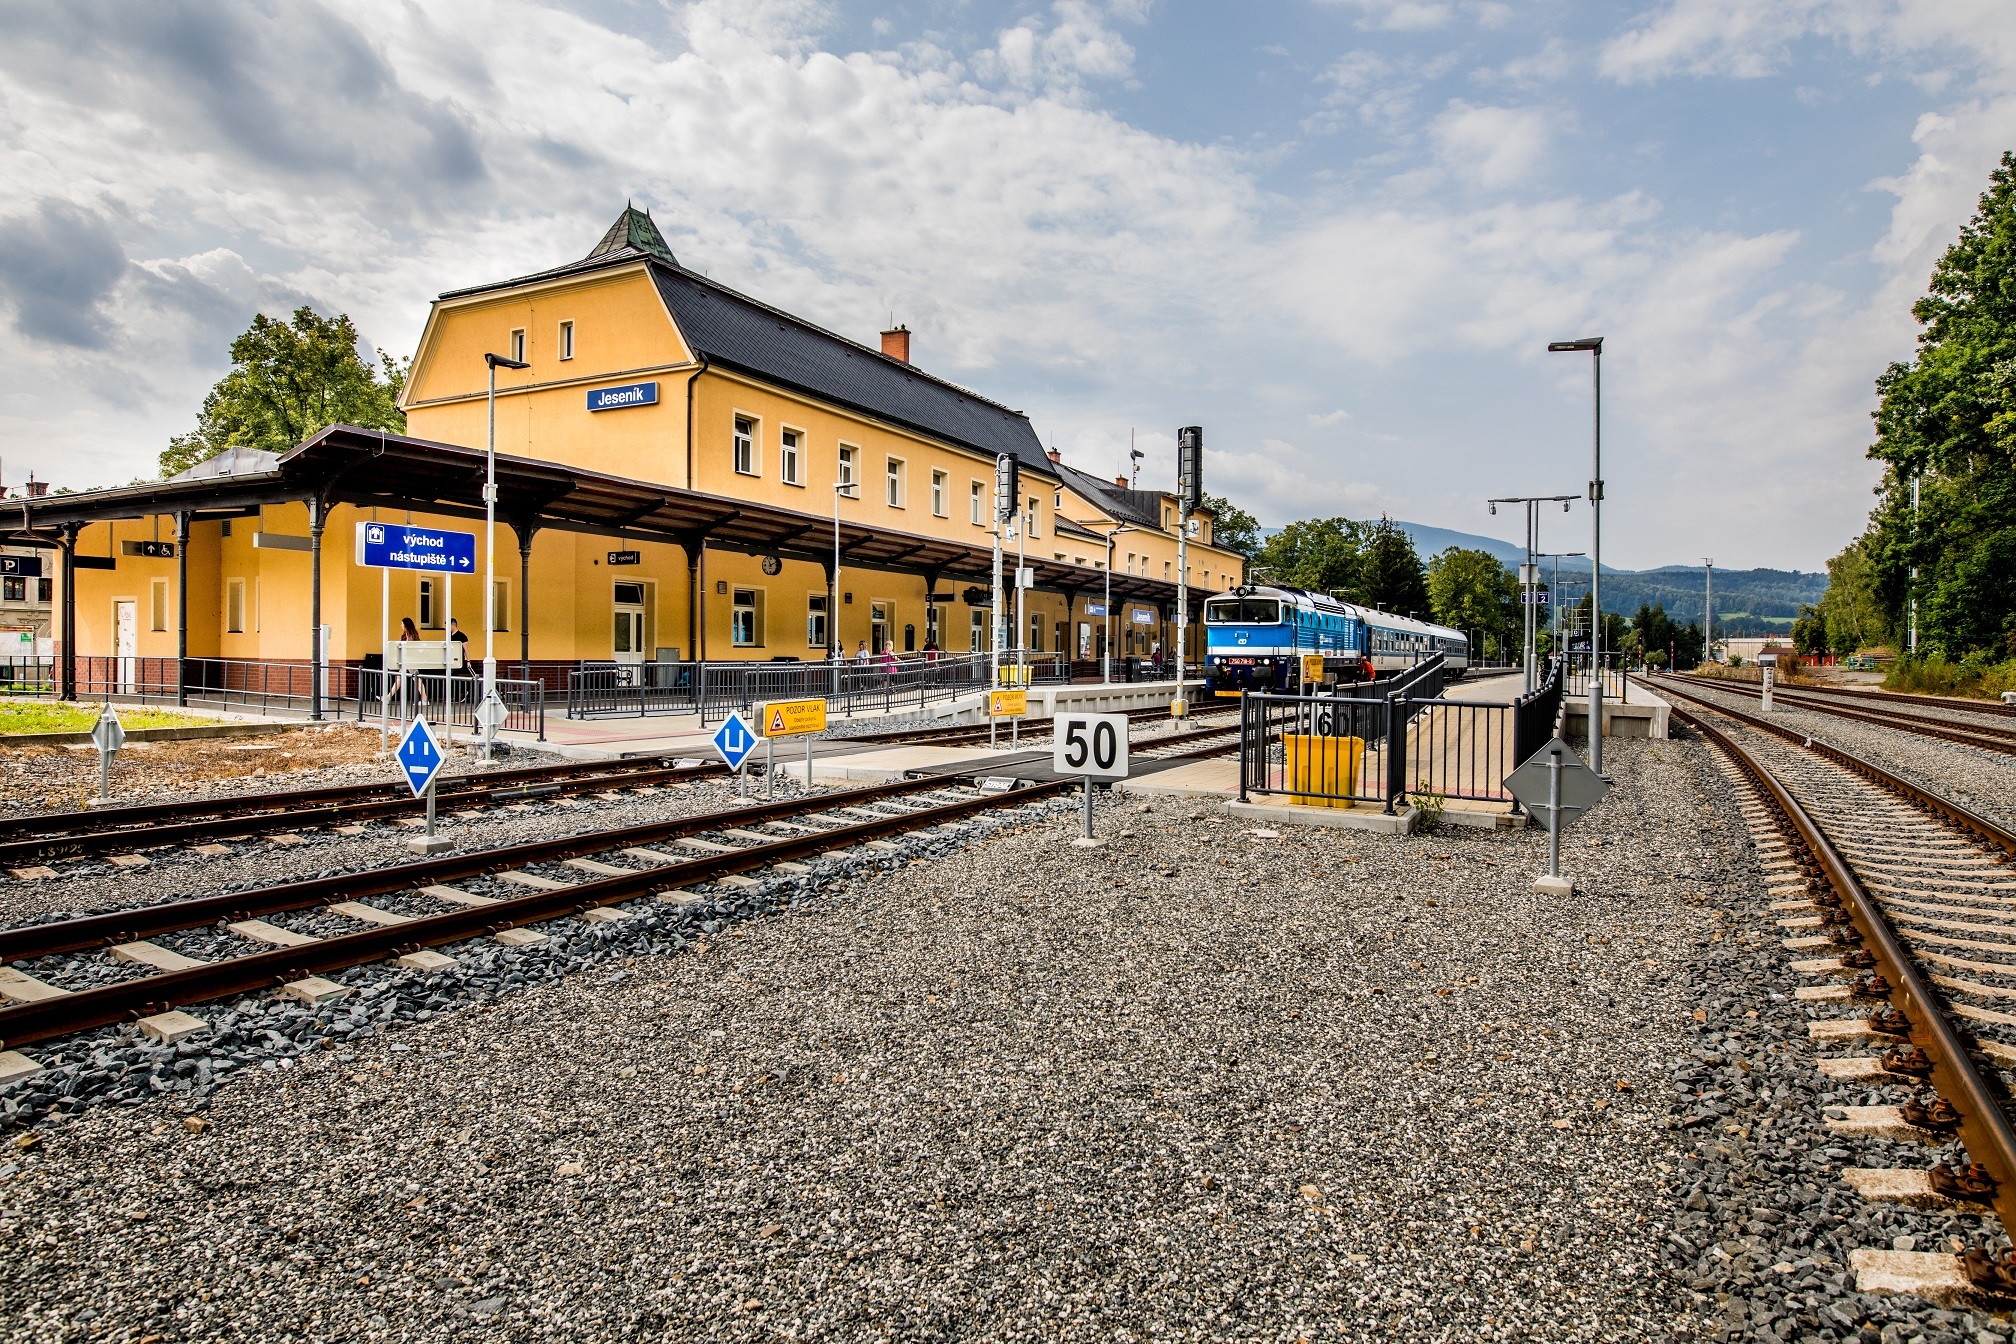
1283;734;1365;808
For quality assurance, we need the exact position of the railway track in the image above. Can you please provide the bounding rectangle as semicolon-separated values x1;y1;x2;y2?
1670;674;2016;757
0;702;1232;871
0;772;1074;1056
1657;677;2016;1297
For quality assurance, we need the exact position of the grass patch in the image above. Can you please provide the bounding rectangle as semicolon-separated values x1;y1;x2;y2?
1884;652;2016;701
0;701;223;737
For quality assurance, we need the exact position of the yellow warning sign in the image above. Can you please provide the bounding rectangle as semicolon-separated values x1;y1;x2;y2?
1301;654;1326;684
757;698;827;737
988;689;1027;718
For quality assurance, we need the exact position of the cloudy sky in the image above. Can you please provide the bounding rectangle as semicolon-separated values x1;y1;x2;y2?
0;0;2011;570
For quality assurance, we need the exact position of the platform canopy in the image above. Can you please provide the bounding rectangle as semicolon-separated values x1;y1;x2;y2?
6;425;1206;609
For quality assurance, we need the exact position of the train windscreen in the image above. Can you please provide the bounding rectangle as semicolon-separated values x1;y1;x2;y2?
1204;598;1282;624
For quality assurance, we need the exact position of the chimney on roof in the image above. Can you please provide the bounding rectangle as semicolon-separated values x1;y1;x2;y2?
1114;475;1128;488
25;474;46;498
1046;447;1061;464
880;325;911;364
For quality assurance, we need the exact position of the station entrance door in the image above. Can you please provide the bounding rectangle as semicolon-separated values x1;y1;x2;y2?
613;582;646;669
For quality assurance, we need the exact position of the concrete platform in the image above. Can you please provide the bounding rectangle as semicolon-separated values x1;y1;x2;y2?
1227;800;1417;834
778;744;1025;784
1122;758;1240;798
1561;678;1671;739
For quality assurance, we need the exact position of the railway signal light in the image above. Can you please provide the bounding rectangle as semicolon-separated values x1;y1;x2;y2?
1177;426;1203;516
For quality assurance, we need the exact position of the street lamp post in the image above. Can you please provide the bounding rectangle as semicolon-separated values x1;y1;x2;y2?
1703;558;1714;665
831;479;856;668
482;351;529;762
1488;494;1577;695
1537;551;1585;655
1548;336;1605;775
1098;524;1135;684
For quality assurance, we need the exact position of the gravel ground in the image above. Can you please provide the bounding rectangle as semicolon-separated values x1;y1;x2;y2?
4;728;2006;1340
0;722;561;819
1662;676;2016;834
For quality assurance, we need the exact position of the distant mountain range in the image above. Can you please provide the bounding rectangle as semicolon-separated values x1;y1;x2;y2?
1256;520;1825;633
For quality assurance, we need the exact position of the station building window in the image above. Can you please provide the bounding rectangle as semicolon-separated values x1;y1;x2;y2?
419;579;443;629
558;320;574;360
970;607;988;652
226;579;246;634
780;429;802;486
931;470;947;517
491;580;510;633
150;579;168;632
733;417;758;476
1026;497;1040;538
510;328;526;363
1028;613;1043;651
732;588;763;646
806;593;828;649
839;444;858;491
970;480;984;526
1163;561;1171;580
1;578;21;603
886;457;905;508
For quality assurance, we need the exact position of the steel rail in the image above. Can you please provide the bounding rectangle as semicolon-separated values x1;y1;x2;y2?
0;751;709;843
1812;681;2016;722
1653;676;2016;857
1671;675;2016;756
0;704;1231;865
0;761;739;868
0;775;968;964
0;778;1070;1050
1669;699;2016;1233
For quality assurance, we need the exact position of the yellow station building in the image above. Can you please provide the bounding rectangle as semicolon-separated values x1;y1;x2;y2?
27;207;1243;702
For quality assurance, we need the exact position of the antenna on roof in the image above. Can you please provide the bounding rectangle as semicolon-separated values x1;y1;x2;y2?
1128;429;1143;489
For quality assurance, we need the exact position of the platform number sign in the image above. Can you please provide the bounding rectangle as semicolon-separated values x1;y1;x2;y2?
398;716;446;798
1053;712;1129;781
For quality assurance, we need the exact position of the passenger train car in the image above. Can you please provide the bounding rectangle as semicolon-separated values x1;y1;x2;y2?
1202;585;1469;696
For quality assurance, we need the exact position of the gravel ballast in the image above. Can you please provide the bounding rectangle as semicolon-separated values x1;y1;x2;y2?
0;730;2003;1340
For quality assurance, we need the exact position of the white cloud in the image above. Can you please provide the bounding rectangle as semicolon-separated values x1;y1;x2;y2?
1316;0;1457;33
1428;101;1558;188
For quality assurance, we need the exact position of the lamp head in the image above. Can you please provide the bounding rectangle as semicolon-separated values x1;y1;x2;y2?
486;353;530;370
1562;500;1570;512
1547;337;1603;353
1488;502;1496;515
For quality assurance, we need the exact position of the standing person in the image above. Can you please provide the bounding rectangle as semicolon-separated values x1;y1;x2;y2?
398;617;428;708
449;618;471;702
855;640;870;665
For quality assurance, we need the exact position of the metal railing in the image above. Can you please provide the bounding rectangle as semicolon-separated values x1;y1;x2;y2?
563;652;1078;724
1239;655;1525;812
1513;657;1564;767
355;672;545;740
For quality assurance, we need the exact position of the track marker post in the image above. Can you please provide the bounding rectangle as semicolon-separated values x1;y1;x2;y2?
398;716;451;856
90;705;125;804
1503;735;1609;895
1054;711;1129;848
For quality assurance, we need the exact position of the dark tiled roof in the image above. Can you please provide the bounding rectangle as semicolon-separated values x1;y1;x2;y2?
438;209;1053;477
649;266;1048;473
1054;461;1166;532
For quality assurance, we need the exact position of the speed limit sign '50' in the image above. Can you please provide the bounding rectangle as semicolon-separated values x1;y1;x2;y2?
1053;712;1129;781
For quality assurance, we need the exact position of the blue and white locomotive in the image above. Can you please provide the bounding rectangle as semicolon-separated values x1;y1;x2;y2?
1202;585;1469;696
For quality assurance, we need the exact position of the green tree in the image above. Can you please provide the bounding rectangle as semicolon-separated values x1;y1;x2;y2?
1862;152;2016;657
1814;539;1891;655
1359;518;1430;617
1253;518;1369;595
1197;491;1260;557
1792;604;1830;657
1426;547;1517;652
1632;601;1676;663
162;307;408;477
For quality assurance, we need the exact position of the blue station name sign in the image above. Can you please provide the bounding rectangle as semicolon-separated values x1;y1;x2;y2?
587;381;658;412
355;522;477;574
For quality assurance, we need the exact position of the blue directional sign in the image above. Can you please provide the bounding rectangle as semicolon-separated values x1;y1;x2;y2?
710;711;759;773
355;522;477;575
397;716;446;798
587;381;659;412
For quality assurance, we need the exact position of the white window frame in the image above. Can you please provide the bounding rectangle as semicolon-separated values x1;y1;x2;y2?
732;587;763;647
558;320;574;361
885;457;905;509
838;444;858;491
509;328;526;363
806;592;828;649
780;427;803;486
1026;497;1040;539
970;480;984;526
970;606;988;652
733;415;759;477
931;470;947;517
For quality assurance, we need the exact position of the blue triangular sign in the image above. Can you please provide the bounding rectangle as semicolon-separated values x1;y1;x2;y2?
398;716;445;798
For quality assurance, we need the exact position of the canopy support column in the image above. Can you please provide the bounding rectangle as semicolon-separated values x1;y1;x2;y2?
308;496;326;721
58;522;78;702
174;510;190;707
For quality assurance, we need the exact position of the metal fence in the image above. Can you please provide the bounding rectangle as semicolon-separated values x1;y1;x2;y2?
354;672;545;740
564;652;1079;724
